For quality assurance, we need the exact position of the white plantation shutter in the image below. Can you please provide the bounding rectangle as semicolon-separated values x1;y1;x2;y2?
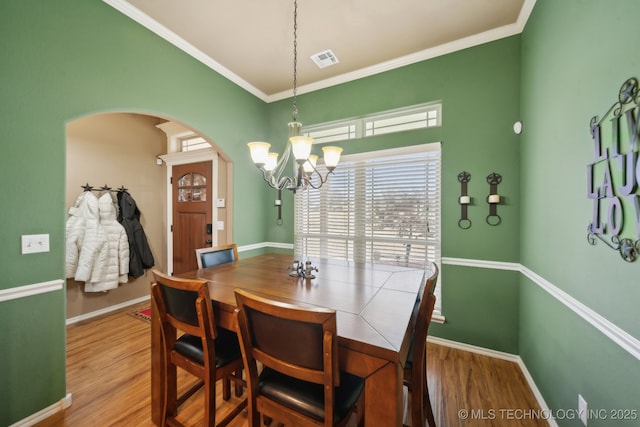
295;142;441;313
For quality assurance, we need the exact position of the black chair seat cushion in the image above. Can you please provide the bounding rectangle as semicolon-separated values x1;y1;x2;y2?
174;327;242;367
259;367;364;423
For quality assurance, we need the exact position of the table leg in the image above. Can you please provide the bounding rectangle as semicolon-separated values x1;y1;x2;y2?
363;361;403;427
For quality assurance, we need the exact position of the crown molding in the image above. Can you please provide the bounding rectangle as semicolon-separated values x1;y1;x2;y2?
101;0;268;101
267;18;532;102
102;0;536;103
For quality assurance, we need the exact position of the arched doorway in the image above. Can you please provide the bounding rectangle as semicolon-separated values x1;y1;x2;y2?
65;112;233;321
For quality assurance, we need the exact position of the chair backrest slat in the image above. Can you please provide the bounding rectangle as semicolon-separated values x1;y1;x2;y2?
418;263;438;324
235;289;339;386
196;243;238;269
245;306;325;370
413;263;439;362
152;270;216;340
160;285;200;326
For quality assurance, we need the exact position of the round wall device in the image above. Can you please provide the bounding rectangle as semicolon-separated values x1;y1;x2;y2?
513;121;523;135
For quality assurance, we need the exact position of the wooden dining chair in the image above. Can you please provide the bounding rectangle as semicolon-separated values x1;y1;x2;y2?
404;263;439;427
151;270;246;427
234;288;365;427
194;243;243;397
195;243;238;269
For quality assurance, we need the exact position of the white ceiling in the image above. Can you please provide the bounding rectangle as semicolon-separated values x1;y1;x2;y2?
104;0;535;102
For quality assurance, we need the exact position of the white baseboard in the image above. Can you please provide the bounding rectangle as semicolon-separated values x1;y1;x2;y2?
237;241;294;252
428;336;520;362
428;336;557;427
65;295;150;325
9;393;72;427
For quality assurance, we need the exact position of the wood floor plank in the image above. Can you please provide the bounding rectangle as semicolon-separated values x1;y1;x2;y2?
35;302;548;427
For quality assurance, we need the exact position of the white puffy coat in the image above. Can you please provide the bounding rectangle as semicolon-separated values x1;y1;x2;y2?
66;192;89;278
67;192;107;280
84;193;129;292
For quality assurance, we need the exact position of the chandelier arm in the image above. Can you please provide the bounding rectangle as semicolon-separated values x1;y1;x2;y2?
258;168;277;188
257;167;295;191
308;159;335;184
273;145;292;178
303;168;334;190
276;175;296;191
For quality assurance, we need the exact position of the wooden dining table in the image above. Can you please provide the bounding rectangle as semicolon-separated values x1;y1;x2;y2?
151;253;427;427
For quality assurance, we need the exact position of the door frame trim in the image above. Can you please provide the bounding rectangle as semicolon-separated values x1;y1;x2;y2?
160;149;218;275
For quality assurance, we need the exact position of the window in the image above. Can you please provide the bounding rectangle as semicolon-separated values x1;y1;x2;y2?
303;121;358;144
364;107;440;137
180;136;211;152
303;102;441;144
177;173;207;202
294;142;441;313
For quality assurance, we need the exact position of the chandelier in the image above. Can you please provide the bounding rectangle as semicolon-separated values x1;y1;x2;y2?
247;0;342;192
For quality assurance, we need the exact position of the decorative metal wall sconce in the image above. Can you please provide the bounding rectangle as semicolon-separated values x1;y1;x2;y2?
486;172;502;226
289;260;318;280
457;171;472;229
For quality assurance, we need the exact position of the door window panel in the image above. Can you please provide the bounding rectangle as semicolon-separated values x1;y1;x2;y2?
177;173;207;202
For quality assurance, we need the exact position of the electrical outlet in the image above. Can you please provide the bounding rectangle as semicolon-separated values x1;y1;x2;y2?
578;394;588;426
21;234;50;254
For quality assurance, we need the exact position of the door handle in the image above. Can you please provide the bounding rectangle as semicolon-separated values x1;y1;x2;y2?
205;239;212;245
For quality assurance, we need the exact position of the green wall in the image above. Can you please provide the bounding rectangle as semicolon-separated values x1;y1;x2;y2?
267;37;523;353
1;1;524;423
520;0;640;425
0;0;270;424
9;0;639;425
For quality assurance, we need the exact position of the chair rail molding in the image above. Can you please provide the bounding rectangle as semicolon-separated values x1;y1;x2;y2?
0;279;63;303
520;265;640;361
442;256;640;361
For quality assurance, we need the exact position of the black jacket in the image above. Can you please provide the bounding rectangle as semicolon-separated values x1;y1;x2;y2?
117;191;154;278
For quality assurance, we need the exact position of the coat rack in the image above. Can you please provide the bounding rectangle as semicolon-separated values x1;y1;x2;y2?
81;183;128;193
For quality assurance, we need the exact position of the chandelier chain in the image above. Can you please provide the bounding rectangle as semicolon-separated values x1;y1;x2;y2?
292;0;298;122
246;0;341;194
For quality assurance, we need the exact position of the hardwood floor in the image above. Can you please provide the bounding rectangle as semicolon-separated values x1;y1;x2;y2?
35;302;548;427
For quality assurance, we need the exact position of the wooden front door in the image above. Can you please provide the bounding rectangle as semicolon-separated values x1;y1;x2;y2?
172;161;213;275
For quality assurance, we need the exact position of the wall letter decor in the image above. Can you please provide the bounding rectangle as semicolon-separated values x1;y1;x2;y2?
586;77;640;262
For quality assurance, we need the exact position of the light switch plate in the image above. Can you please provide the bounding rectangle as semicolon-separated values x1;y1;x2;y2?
22;234;50;254
216;221;225;230
216;198;226;208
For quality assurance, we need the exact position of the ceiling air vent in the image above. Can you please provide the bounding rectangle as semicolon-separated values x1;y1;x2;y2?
311;49;339;68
